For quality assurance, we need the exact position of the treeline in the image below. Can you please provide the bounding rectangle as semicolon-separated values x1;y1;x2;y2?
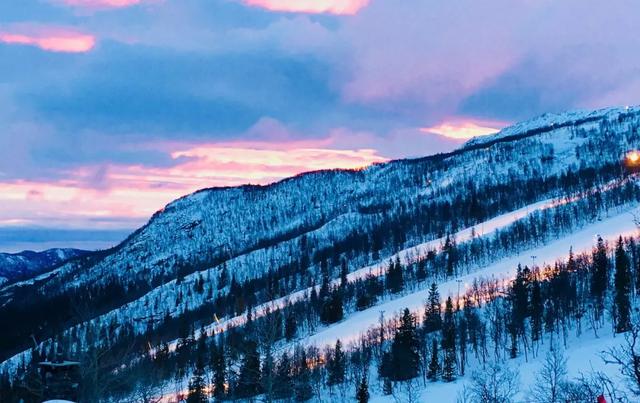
4;204;638;403
3;168;638;400
0;159;624;364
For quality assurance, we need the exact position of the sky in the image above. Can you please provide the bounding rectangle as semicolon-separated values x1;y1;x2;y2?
1;0;640;252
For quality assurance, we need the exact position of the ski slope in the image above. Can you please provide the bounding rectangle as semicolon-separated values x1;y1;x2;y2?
300;205;639;350
368;326;626;402
161;195;587;352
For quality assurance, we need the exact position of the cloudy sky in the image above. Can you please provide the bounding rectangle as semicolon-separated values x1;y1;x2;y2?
1;0;639;251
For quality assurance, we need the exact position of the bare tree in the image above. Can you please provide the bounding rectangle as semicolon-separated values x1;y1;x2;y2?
392;378;422;403
78;339;137;402
528;348;569;402
602;318;640;396
467;361;519;403
566;368;629;403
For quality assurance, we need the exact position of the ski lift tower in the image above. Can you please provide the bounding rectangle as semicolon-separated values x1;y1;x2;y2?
39;352;80;402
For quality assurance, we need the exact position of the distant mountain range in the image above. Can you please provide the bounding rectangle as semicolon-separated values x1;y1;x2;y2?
0;248;87;286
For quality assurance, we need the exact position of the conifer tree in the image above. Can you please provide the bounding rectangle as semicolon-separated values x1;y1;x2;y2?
217;263;228;290
390;309;420;381
458;315;468;375
427;338;440;381
273;352;294;400
591;236;609;320
340;258;349;288
444;235;457;277
236;340;261;398
442;297;457;382
294;350;313;402
530;276;543;342
356;373;370;403
614;237;632;333
423;283;443;333
320;287;344;324
211;337;226;399
327;339;345;386
385;258;404;294
285;312;298;341
416;258;427;281
187;356;207;403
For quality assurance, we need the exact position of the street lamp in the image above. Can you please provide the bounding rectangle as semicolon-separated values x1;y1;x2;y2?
624;150;640;174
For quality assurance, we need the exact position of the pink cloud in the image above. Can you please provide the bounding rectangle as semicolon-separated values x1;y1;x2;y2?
59;0;142;8
0;140;387;229
243;0;369;15
421;119;507;140
0;26;95;53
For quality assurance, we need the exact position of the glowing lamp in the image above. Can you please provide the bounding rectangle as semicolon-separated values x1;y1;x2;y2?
624;150;640;174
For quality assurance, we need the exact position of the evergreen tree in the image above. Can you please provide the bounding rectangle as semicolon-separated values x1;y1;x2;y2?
285;312;298;341
327;339;345;386
340;258;349;288
427;338;440;381
390;309;420;381
614;237;632;333
320;287;344;324
294;350;313;401
356;373;370;403
508;265;529;357
444;235;457;277
211;337;226;399
423;282;443;333
217;263;228;290
385;258;404;294
591;236;609;320
442;297;457;382
378;351;392;382
416;258;427;282
187;356;208;403
273;352;294;400
236;340;261;398
458;315;468;375
530;276;543;342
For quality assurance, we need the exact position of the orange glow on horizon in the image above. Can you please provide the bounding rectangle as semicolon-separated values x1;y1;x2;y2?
421;120;504;140
243;0;369;15
0;141;388;228
626;150;640;164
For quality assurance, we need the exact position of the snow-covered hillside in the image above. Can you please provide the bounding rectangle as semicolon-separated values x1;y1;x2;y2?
3;106;640;402
0;248;87;286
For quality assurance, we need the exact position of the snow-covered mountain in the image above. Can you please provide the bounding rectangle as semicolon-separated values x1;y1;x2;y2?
0;248;87;286
3;106;640;402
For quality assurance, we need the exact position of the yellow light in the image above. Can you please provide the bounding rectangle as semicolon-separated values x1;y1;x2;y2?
627;151;640;164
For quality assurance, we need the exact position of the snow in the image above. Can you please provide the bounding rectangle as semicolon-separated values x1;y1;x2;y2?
465;105;640;147
157;195;591;352
300;205;639;350
367;328;625;403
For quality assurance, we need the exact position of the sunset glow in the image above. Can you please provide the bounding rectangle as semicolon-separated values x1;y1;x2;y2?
60;0;142;8
243;0;369;15
0;28;95;53
0;142;387;229
421;120;504;140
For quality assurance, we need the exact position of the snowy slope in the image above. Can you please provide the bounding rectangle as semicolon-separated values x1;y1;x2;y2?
0;248;87;285
300;205;639;350
4;106;640;401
